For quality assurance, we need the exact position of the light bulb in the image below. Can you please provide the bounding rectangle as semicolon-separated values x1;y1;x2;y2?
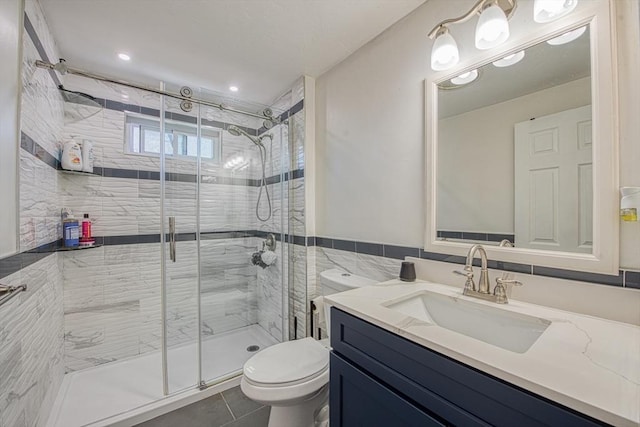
546;26;586;45
431;30;459;71
534;0;579;23
451;69;478;85
492;50;525;67
476;4;510;50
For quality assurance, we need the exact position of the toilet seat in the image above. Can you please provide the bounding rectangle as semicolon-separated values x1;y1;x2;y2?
243;337;329;387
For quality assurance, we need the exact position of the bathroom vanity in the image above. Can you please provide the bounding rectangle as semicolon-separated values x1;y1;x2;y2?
326;280;640;427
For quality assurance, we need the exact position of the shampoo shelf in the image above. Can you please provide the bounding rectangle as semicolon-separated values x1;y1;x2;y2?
59;169;101;177
56;244;103;252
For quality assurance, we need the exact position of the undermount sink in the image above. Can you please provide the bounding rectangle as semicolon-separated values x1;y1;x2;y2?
384;291;551;353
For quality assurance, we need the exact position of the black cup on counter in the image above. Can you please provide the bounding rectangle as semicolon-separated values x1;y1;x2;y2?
399;261;416;282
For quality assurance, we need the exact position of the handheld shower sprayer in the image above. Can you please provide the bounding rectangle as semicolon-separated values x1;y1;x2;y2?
227;125;273;222
228;125;264;147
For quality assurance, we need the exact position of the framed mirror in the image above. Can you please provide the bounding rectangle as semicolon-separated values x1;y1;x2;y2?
425;1;619;274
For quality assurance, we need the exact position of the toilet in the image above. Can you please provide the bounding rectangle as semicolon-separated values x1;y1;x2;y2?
241;269;376;427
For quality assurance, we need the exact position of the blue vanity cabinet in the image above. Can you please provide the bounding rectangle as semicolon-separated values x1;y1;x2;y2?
329;307;609;427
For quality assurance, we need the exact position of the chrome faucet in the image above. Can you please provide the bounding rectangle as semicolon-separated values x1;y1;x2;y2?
453;244;523;304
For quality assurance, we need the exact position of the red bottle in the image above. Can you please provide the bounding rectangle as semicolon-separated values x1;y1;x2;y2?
80;213;95;246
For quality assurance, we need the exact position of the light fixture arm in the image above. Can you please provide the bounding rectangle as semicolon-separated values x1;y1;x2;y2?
427;0;517;39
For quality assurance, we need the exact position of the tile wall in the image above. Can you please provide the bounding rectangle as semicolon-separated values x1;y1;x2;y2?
4;2;309;425
0;255;64;427
0;2;66;426
56;73;308;369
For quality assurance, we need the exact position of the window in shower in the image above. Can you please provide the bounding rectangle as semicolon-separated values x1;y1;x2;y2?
124;113;221;161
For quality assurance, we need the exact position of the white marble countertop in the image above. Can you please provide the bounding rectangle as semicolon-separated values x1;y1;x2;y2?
324;279;640;427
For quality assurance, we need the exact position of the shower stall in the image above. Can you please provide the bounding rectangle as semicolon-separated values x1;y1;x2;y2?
44;72;305;426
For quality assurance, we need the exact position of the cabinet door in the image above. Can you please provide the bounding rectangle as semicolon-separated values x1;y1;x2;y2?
330;353;446;427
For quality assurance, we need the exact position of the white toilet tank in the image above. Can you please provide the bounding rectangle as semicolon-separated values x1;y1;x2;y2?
319;268;377;296
318;269;376;337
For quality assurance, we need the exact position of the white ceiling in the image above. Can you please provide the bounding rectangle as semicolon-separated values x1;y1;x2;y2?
40;0;426;106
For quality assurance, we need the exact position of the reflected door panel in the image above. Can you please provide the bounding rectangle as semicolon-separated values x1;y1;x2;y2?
514;105;592;252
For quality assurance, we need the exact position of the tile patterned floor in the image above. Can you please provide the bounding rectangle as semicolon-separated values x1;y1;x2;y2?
135;386;269;427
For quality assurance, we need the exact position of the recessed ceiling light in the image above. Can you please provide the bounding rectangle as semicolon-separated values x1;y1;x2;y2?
118;53;131;61
492;50;525;67
229;86;239;92
451;69;479;85
547;26;586;46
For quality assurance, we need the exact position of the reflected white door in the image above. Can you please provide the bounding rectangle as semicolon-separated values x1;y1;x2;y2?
514;105;592;253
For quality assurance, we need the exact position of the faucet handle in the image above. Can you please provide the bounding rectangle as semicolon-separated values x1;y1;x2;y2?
494;277;523;304
496;277;523;287
453;269;475;292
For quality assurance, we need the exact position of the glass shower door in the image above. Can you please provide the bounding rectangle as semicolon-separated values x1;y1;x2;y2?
161;87;201;394
198;98;287;386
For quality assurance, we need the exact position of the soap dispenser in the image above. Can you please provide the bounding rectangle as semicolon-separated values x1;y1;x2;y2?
620;187;640;222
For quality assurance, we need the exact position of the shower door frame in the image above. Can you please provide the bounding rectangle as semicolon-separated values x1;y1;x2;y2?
158;89;292;395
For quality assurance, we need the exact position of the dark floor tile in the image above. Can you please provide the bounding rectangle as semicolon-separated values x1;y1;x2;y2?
135;393;234;427
222;386;263;419
222;406;270;427
625;271;640;289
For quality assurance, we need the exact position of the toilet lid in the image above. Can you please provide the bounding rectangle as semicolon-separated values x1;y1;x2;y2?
243;337;329;385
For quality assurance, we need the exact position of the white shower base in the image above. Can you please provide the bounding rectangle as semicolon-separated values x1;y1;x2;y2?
46;325;278;427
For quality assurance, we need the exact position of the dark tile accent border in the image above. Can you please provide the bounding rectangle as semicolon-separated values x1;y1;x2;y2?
306;236;638;289
7;232;637;290
355;241;383;257
0;240;62;280
532;266;624;287
333;239;356;252
384;245;420;260
624;271;640;289
21;132;59;169
21;130;305;187
289;99;304;116
23;13;61;87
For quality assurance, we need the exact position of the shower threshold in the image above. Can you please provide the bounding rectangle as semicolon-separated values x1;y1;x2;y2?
46;325;278;427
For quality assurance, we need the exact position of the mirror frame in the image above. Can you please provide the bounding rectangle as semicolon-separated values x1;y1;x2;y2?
424;0;619;275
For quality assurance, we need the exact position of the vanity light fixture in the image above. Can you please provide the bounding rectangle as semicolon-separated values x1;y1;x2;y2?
492;50;525;67
451;69;479;85
533;0;579;23
546;26;586;45
431;28;460;71
428;0;516;71
475;3;510;50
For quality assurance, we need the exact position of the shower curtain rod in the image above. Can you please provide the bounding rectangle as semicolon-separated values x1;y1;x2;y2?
35;59;272;121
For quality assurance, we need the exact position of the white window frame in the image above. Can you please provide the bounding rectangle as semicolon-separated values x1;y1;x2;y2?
124;112;222;163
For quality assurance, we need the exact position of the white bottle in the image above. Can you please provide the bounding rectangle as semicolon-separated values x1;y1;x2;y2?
81;140;94;173
61;141;83;171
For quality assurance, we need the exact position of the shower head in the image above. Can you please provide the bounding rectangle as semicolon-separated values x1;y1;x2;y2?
228;125;264;148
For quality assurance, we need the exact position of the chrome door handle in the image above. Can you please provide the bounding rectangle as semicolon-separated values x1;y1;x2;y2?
169;216;176;262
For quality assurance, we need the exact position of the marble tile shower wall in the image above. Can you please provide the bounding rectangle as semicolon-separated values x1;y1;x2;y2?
20;0;64;251
0;2;67;426
255;80;308;341
0;255;64;427
313;246;402;291
57;77;279;370
57;75;312;368
62;238;257;372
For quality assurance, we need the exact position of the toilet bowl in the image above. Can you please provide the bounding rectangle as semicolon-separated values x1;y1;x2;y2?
240;269;376;427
